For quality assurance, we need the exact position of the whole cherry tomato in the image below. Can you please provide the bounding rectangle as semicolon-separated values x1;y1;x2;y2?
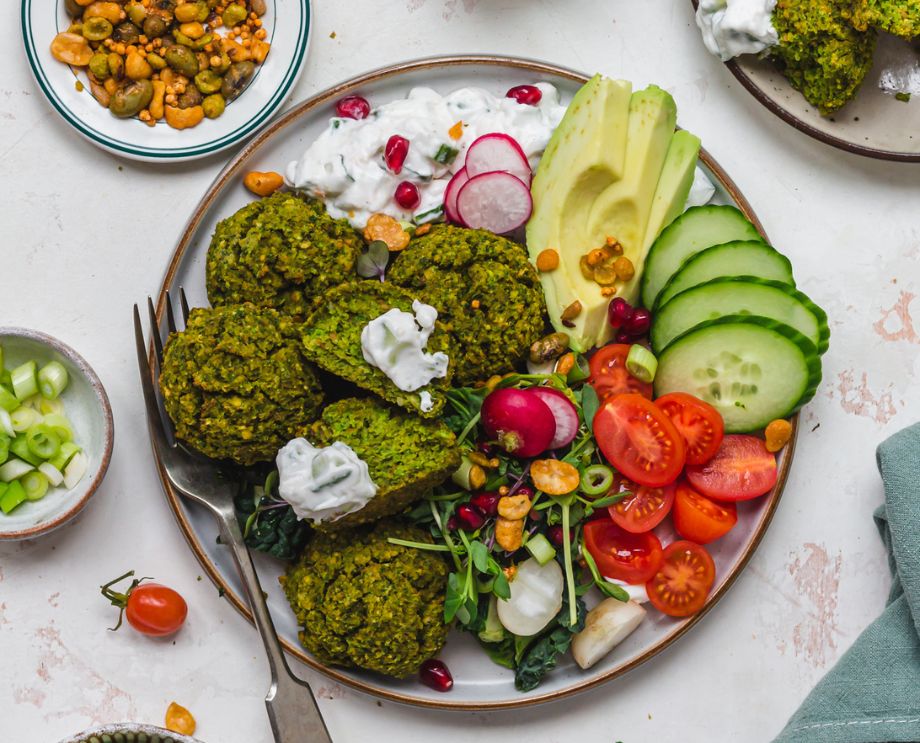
101;570;188;637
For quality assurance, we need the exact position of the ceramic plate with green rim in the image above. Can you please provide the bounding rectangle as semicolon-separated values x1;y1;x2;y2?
21;0;311;162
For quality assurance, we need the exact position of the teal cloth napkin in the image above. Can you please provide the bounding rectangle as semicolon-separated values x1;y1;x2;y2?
773;423;920;743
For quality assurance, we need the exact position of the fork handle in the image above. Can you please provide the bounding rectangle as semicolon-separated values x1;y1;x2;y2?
215;509;333;743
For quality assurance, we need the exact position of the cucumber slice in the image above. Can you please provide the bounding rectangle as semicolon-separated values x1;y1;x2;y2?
654;315;821;433
640;205;763;309
651;277;830;355
655;241;794;309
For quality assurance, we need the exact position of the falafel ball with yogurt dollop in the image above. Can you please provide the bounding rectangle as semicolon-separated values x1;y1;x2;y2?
388;225;547;385
206;191;364;318
280;520;450;678
159;303;324;465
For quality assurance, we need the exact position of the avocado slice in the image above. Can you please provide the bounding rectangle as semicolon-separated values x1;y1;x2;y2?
527;75;632;351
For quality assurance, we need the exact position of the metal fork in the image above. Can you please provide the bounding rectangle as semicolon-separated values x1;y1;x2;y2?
134;291;332;743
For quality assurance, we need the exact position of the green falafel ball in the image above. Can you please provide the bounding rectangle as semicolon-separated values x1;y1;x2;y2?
301;281;454;417
160;303;324;465
388;225;548;385
847;0;920;40
772;0;876;115
206;192;364;318
310;398;460;529
280;520;449;678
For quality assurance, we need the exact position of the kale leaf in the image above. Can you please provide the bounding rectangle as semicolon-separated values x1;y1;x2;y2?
234;487;311;561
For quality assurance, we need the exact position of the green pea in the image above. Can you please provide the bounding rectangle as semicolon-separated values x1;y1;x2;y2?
89;53;111;80
146;52;167;70
221;3;248;28
221;60;255;101
109;79;154;118
194;69;222;95
107;52;125;80
142;14;168;38
164;44;199;77
202;92;225;118
82;17;113;42
127;3;147;26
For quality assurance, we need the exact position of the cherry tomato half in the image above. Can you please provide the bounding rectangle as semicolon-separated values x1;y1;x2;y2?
126;583;188;637
583;519;663;584
685;434;777;501
609;482;675;533
654;392;724;465
589;344;653;401
593;393;686;487
672;481;737;544
646;540;716;617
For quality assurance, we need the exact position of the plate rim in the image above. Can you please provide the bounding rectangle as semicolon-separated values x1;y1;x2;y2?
688;0;920;163
149;54;797;710
20;0;312;162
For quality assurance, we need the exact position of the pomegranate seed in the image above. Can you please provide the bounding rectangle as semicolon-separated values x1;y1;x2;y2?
335;95;370;120
394;181;420;210
615;330;632;344
470;492;500;517
548;525;571;546
419;659;453;692
528;508;542;521
516;485;534;498
607;297;634;329
385;135;409;174
477;441;496;456
624;308;652;336
446;516;459;531
455;503;486;531
506;84;542;105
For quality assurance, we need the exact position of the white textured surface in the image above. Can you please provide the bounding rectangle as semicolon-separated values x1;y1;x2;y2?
2;1;919;742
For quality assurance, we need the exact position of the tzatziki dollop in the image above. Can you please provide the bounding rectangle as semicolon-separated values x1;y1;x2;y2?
276;438;377;524
285;85;567;228
695;0;778;61
360;300;449;410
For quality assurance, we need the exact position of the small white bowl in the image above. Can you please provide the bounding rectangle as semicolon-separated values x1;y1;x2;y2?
0;328;113;541
58;723;201;743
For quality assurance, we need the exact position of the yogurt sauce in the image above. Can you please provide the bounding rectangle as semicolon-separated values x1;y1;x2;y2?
695;0;778;61
276;438;377;524
361;300;449;411
286;84;567;229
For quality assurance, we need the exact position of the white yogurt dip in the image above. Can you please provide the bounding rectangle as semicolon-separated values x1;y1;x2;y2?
276;438;377;524
286;84;567;228
360;300;449;406
695;0;778;61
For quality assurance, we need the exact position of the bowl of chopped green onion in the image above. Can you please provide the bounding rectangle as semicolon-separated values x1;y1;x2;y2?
0;328;113;541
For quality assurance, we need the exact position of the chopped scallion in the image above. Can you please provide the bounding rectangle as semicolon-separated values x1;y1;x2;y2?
625;344;658;383
524;532;557;565
41;414;74;443
0;458;35;483
0;385;18;413
581;464;614;496
10;407;41;433
26;424;61;461
49;442;81;472
0;480;25;514
0;436;8;466
0;410;13;438
38;462;64;487
20;471;49;501
63;452;88;490
38;361;69;400
10;361;38;401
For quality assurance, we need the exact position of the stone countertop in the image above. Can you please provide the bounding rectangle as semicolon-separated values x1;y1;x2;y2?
2;0;919;741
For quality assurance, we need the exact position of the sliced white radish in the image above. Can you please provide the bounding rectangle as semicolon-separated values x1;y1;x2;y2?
497;557;563;637
571;599;646;670
63;452;88;490
443;167;470;225
39;462;64;487
456;172;532;235
464;133;532;185
528;387;579;450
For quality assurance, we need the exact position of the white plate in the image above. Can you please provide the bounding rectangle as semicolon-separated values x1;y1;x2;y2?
21;0;311;162
150;56;797;710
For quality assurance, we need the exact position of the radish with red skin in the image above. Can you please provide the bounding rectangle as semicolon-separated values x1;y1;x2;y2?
443;168;470;225
481;387;556;457
464;133;532;185
456;172;533;234
528;387;579;449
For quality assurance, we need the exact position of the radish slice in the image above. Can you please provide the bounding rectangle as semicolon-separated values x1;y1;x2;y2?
456;172;533;235
528;387;579;449
465;133;532;185
443;168;470;225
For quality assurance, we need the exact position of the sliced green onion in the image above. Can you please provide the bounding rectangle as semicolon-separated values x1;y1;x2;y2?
40;414;74;443
0;385;18;413
566;354;591;384
39;398;64;416
0;480;26;514
49;442;81;472
20;471;49;501
625;344;658;383
0;409;13;438
63;452;88;490
0;458;35;483
525;532;557;565
38;361;69;400
581;464;615;496
10;407;41;433
0;436;9;466
38;462;64;487
10;361;38;401
26;424;61;461
10;435;41;467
